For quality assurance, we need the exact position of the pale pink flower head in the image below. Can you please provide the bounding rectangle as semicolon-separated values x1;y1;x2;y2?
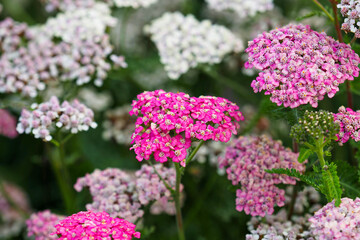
338;0;360;38
334;106;360;144
54;211;140;239
0;109;18;138
26;210;64;240
130;90;244;166
218;135;305;217
309;197;360;239
245;24;360;108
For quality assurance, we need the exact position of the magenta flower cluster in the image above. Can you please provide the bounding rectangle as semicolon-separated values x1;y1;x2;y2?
309;197;360;239
54;211;140;239
74;164;180;223
17;96;97;141
245;24;360;108
26;210;64;240
130;90;244;166
0;109;18;138
334;106;360;144
218;135;305;217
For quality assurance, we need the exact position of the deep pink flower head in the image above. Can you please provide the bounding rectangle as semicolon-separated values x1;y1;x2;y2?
130;90;244;166
218;135;305;217
0;109;18;138
54;211;140;239
245;24;360;108
334;106;360;144
309;197;360;240
26;210;64;240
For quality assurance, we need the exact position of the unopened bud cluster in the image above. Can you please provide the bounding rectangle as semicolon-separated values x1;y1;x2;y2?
145;12;243;79
17;96;97;142
290;110;339;144
334;106;360;144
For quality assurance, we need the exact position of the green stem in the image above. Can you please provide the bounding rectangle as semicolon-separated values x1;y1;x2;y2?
119;8;132;53
201;67;254;101
148;160;175;195
185;140;205;166
174;163;185;240
311;0;334;22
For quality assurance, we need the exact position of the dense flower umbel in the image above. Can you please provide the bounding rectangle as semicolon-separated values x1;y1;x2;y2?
17;96;97;141
0;109;18;138
218;135;305;217
53;211;141;239
144;12;243;79
26;210;64;240
245;24;360;108
206;0;274;18
74;164;180;223
0;18;31;53
338;0;360;38
246;187;321;240
130;90;244;166
334;106;360;144
291;110;339;144
309;197;360;240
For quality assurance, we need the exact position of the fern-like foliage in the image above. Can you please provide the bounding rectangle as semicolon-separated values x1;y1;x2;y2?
322;163;342;206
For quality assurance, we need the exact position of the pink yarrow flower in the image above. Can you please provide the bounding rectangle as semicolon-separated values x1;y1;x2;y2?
309;197;360;240
54;211;140;239
218;135;305;217
334;106;360;144
130;90;244;166
245;24;360;108
26;210;64;240
0;109;18;138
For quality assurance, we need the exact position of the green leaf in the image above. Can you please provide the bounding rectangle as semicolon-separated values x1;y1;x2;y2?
298;148;313;163
321;163;342;206
296;11;325;21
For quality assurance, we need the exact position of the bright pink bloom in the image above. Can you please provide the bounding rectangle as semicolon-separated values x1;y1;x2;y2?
130;90;244;166
0;109;18;138
54;211;140;239
334;106;360;144
218;135;305;217
245;24;360;108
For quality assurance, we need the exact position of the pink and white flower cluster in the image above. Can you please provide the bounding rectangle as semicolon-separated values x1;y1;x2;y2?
206;0;274;19
26;210;64;240
145;12;243;79
54;211;140;239
338;0;360;38
17;96;97;141
0;18;31;52
130;90;244;166
74;164;180;223
309;197;360;239
0;109;18;138
334;106;360;144
218;135;305;217
245;24;360;108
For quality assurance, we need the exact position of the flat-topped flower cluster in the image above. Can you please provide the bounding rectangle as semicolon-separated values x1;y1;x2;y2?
130;90;244;166
219;135;305;217
145;12;243;79
338;0;360;38
17;96;97;141
54;211;140;239
334;106;360;144
27;210;64;240
245;24;360;108
74;164;180;223
206;0;274;18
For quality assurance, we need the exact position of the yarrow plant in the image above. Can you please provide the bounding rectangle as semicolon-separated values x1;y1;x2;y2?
17;96;97;142
309;197;360;239
206;0;274;18
26;210;64;240
130;90;244;166
145;12;243;79
0;109;18;138
334;106;360;144
218;135;305;217
338;0;360;38
245;24;360;108
53;211;141;239
74;164;180;223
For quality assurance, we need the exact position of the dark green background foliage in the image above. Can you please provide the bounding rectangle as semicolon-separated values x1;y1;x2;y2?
1;0;360;239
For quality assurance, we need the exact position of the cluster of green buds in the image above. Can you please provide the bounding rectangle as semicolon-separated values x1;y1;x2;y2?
290;110;339;145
